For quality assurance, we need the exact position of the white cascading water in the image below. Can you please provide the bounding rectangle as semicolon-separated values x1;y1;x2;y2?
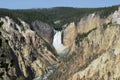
53;31;67;57
34;31;68;80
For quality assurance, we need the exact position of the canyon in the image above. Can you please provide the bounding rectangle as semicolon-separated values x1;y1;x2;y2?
0;6;120;80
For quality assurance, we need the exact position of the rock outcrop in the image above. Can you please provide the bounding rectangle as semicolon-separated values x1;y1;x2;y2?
31;20;54;44
77;13;101;34
112;7;120;24
0;17;58;80
0;32;17;80
63;22;77;46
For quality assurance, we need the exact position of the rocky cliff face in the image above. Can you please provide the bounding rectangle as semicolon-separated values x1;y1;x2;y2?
71;23;120;80
0;17;58;80
63;22;77;46
77;13;101;34
31;20;54;44
47;7;120;80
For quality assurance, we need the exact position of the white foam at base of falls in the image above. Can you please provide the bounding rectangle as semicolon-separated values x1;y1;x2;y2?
53;31;67;57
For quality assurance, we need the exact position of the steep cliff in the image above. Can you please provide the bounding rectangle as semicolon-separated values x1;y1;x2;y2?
63;22;77;46
31;21;54;44
0;17;58;80
47;7;120;80
77;13;101;34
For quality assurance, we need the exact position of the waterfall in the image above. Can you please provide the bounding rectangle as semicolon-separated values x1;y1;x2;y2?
53;31;67;57
33;31;68;80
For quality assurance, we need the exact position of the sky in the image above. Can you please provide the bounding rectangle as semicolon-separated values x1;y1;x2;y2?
0;0;120;9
